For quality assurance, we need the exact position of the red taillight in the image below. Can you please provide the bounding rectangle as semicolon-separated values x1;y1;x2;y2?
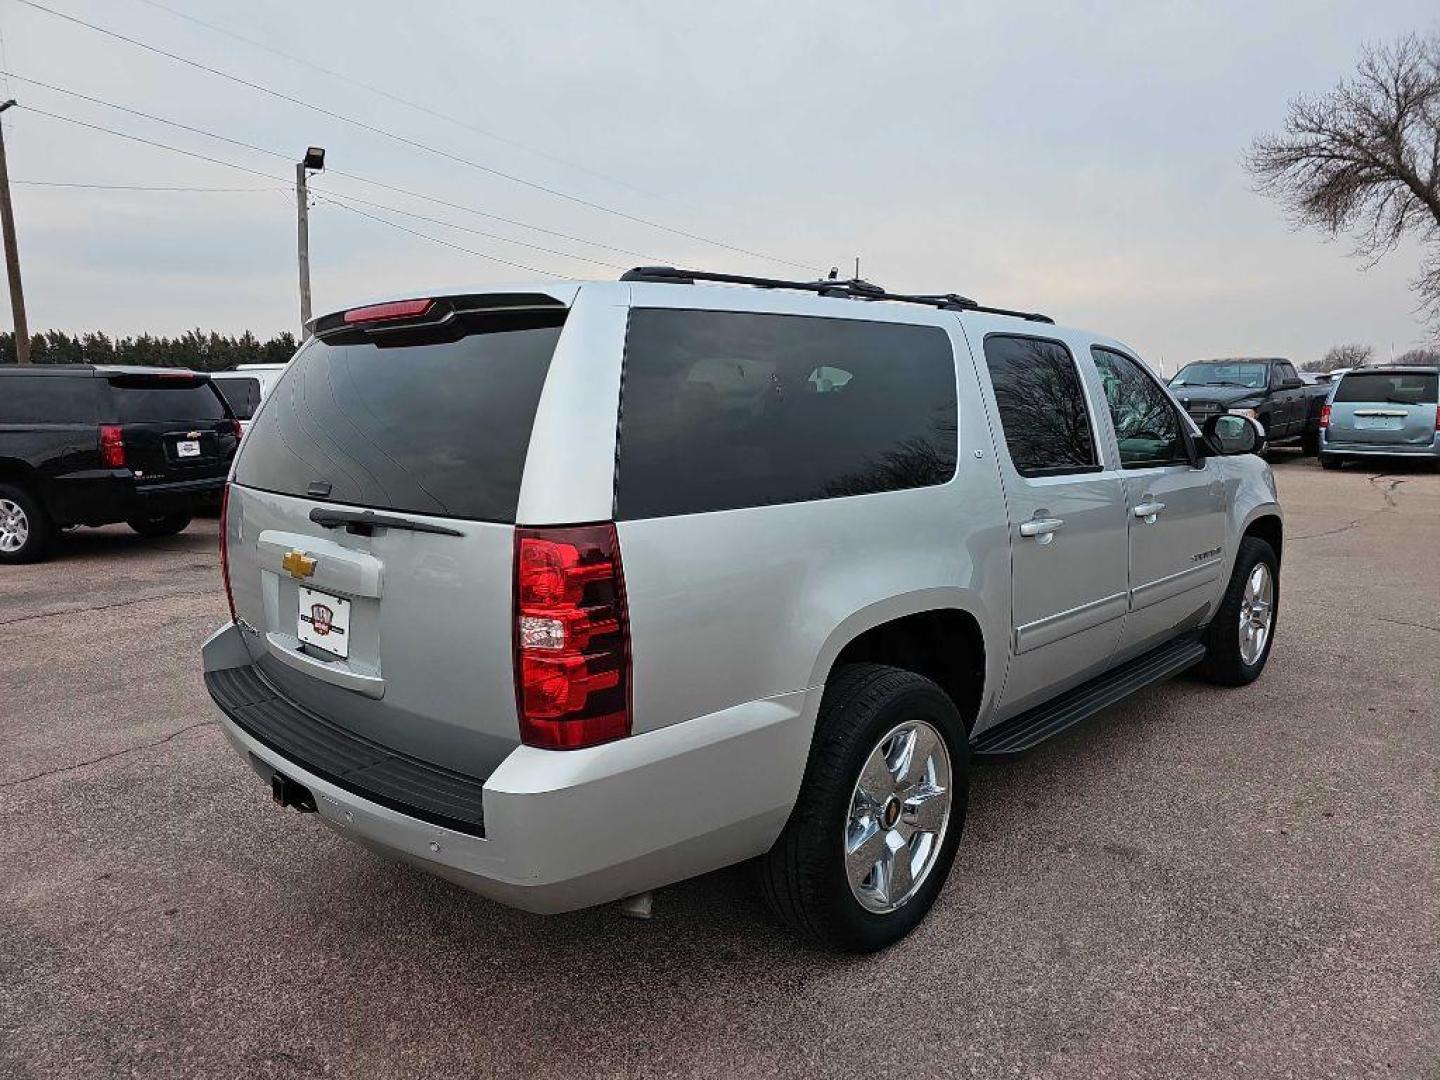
513;523;631;750
343;298;433;324
219;482;237;623
231;418;243;441
99;424;125;468
1434;405;1439;432
1319;404;1331;430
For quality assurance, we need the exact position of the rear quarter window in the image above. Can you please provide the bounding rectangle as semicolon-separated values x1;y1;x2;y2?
213;376;262;420
0;375;100;424
615;309;957;519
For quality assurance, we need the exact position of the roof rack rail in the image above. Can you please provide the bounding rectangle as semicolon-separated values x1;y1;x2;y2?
618;266;1054;324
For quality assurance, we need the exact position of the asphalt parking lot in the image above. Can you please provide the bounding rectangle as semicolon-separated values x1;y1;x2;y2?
1;454;1435;1080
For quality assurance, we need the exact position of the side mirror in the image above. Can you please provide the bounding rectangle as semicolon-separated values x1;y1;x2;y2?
1203;413;1266;456
1279;377;1303;390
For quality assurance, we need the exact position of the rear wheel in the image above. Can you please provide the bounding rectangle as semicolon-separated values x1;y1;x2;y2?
1198;536;1278;686
126;513;192;537
1319;453;1342;470
759;663;968;952
0;483;52;564
1300;430;1320;456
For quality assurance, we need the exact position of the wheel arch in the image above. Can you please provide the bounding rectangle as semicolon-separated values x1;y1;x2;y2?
1240;508;1284;566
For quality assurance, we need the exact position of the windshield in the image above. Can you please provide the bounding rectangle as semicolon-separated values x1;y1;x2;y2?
1169;362;1270;389
233;308;565;522
1333;371;1438;405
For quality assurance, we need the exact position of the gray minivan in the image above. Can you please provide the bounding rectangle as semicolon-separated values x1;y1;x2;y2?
1319;366;1440;469
202;269;1283;951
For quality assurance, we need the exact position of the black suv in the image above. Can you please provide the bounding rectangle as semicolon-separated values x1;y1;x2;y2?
0;366;240;563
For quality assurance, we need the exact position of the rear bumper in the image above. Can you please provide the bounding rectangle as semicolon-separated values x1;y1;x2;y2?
201;622;812;913
50;472;225;525
1319;433;1440;458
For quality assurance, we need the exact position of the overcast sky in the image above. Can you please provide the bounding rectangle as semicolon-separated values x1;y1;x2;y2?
2;0;1437;369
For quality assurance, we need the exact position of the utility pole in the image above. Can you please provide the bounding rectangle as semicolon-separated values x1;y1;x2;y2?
295;146;325;335
0;100;31;365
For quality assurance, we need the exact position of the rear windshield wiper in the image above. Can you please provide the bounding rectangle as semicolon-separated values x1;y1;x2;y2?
308;507;464;537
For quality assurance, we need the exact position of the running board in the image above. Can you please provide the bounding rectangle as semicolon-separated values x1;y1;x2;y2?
971;633;1208;758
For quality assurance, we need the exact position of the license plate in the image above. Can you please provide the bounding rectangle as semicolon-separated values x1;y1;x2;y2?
1355;417;1401;430
176;439;201;457
297;586;351;658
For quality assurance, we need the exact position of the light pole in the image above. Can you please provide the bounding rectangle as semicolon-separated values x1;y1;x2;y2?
0;99;31;365
295;146;325;335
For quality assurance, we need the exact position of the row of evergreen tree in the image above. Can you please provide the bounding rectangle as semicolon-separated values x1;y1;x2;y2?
0;329;299;371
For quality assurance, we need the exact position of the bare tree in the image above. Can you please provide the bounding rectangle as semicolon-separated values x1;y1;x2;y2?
1395;346;1440;364
1245;33;1440;322
1303;343;1375;372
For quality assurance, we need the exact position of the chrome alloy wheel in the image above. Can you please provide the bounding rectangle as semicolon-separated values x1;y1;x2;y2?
0;498;29;554
844;719;952;914
1238;562;1274;665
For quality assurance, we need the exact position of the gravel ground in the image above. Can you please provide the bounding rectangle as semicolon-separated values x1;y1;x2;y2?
1;454;1435;1079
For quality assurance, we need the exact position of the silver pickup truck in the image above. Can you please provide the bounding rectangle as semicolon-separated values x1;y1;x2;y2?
202;268;1283;952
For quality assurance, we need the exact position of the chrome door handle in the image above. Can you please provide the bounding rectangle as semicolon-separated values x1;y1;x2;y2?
1133;501;1165;522
1019;517;1064;538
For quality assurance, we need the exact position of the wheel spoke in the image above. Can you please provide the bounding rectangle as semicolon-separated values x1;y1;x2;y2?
845;818;888;883
886;727;918;786
885;834;914;904
856;748;894;808
903;785;948;834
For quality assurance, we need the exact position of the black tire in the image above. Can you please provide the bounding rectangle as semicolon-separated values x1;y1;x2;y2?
1319;453;1342;470
1300;430;1320;456
125;513;192;538
1198;536;1279;686
0;481;53;564
758;663;969;953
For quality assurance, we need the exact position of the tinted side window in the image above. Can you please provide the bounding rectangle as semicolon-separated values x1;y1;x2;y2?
615;309;957;519
214;377;262;419
981;336;1098;476
1275;362;1299;384
1091;347;1187;468
0;376;99;424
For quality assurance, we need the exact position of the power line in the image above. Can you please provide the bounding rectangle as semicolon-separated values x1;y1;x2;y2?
15;0;817;272
126;0;677;208
14;179;278;191
13;106;601;276
318;199;553;278
2;70;666;263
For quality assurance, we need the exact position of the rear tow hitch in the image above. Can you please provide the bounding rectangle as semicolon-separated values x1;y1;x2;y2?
271;773;317;814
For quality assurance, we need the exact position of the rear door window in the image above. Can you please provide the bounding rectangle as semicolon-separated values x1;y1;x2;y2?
614;309;957;519
981;335;1099;476
213;377;262;419
109;377;230;422
0;376;99;423
234;310;565;522
1333;372;1438;404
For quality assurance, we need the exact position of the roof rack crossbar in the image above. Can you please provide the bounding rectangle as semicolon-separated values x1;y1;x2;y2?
619;266;1053;323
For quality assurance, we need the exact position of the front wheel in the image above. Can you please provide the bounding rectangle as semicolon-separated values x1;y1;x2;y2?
1198;536;1279;686
126;513;192;537
758;664;968;952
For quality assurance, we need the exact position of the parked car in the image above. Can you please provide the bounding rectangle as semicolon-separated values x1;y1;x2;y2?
201;268;1283;952
0;365;240;563
1318;365;1440;470
1169;357;1329;453
211;364;288;434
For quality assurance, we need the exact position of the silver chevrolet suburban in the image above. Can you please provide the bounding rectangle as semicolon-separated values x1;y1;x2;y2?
202;267;1283;952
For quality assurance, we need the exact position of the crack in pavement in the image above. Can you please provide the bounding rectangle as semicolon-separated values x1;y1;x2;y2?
1373;616;1440;635
0;588;218;628
1291;471;1409;541
0;720;217;790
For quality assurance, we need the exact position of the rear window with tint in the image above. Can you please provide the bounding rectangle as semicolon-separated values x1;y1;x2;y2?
0;375;99;424
213;376;262;419
615;309;957;519
1333;371;1438;404
110;378;230;423
234;310;565;521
